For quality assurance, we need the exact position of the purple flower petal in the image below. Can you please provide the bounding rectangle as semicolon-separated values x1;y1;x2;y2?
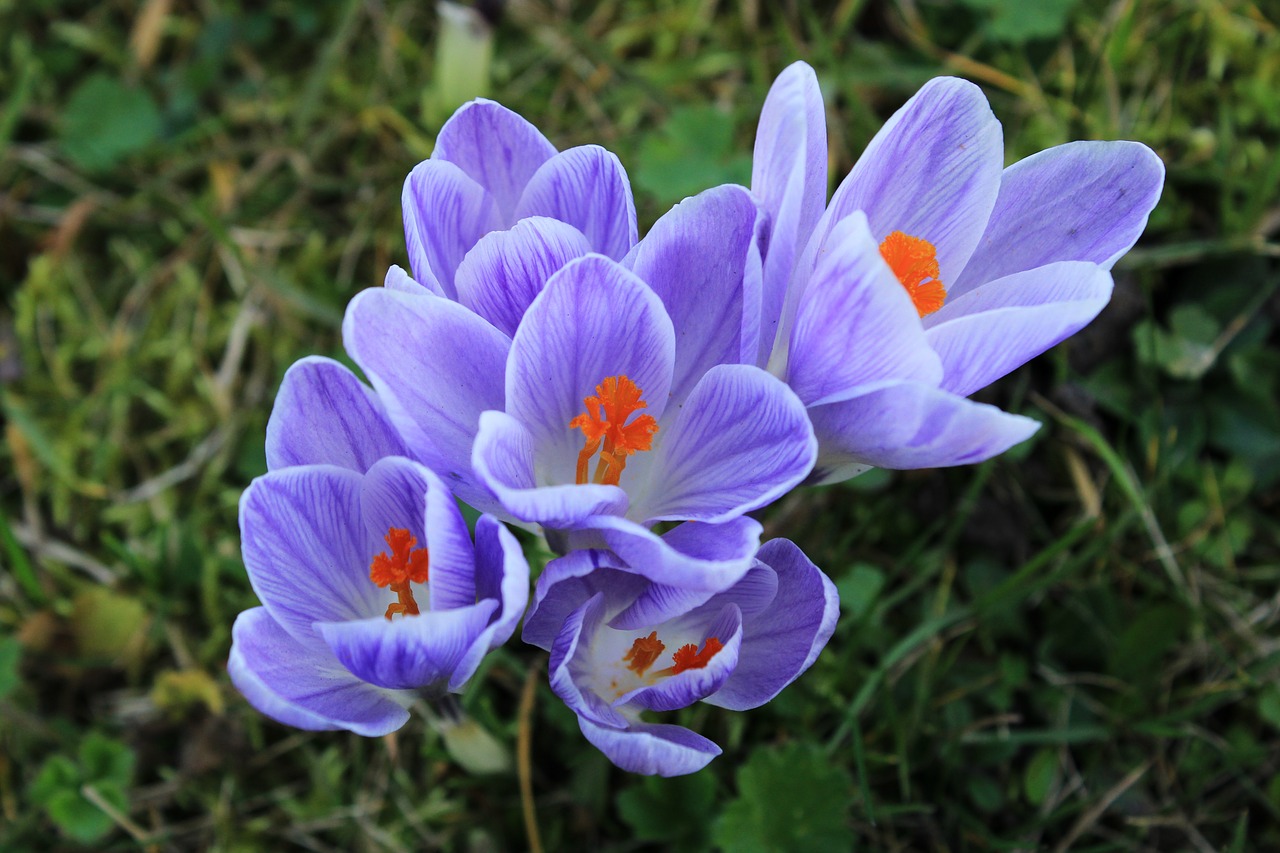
926;261;1113;397
548;593;630;728
807;380;1040;479
317;599;498;691
706;539;838;711
514;145;638;261
506;254;675;483
626;185;766;404
356;457;474;615
432;99;558;223
266;356;407;473
240;466;384;643
472;410;629;528
578;717;721;777
809;77;1002;294
384;264;441;297
229;607;410;736
449;515;531;689
569;515;762;629
401;158;501;298
620;605;742;712
343;287;509;512
752;60;827;361
455;217;592;337
634;364;815;523
951;141;1165;299
522;549;645;650
785;212;943;406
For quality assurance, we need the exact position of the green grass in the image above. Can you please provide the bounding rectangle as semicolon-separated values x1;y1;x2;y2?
2;0;1280;849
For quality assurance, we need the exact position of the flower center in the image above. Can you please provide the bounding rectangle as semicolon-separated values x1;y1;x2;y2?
622;632;722;678
879;230;945;317
568;375;659;487
369;527;429;620
623;631;666;676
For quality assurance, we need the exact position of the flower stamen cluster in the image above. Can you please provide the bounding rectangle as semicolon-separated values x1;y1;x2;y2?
369;527;430;619
878;230;946;317
569;375;659;486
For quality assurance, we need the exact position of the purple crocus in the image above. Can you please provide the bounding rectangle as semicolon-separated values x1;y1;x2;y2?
346;233;816;529
750;64;1165;482
399;98;637;317
522;538;839;776
229;456;528;735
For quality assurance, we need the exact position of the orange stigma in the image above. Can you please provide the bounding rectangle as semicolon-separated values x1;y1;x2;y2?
623;632;667;676
369;527;429;619
665;638;724;675
568;375;659;487
879;230;946;317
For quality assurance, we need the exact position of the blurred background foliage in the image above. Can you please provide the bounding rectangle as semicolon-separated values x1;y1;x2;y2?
2;0;1279;849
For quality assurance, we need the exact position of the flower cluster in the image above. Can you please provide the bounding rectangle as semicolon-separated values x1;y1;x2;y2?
230;62;1163;776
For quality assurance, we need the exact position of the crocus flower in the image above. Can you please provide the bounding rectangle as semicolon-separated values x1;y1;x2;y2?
399;98;637;316
347;189;816;528
750;64;1165;482
229;456;528;735
265;355;408;474
522;538;839;776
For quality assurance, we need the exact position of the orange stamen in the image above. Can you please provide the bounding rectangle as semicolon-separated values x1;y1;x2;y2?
623;631;667;676
879;230;946;317
369;527;429;620
664;637;724;675
568;375;659;486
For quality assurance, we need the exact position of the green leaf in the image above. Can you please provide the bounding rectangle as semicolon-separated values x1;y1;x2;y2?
712;743;853;853
1023;748;1059;805
835;564;885;622
29;755;80;805
1132;305;1223;380
617;773;715;852
633;106;752;205
46;786;120;844
78;733;135;787
59;73;162;171
1258;686;1280;730
958;0;1080;43
0;636;21;700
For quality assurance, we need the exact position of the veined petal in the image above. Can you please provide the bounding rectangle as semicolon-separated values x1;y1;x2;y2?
384;264;441;297
229;607;410;736
455;217;592;337
807;380;1040;479
784;212;943;405
926;262;1113;397
401;158;501;298
318;599;498;691
752;60;828;361
823;77;1001;282
951;140;1165;298
634;364;815;524
706;539;839;711
626;185;766;404
568;515;762;628
522;550;647;650
507;255;675;482
514;145;638;261
240;466;384;643
343;287;509;513
266;356;407;473
433;98;558;222
448;515;531;690
549;593;630;728
578;717;720;777
473;410;629;528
